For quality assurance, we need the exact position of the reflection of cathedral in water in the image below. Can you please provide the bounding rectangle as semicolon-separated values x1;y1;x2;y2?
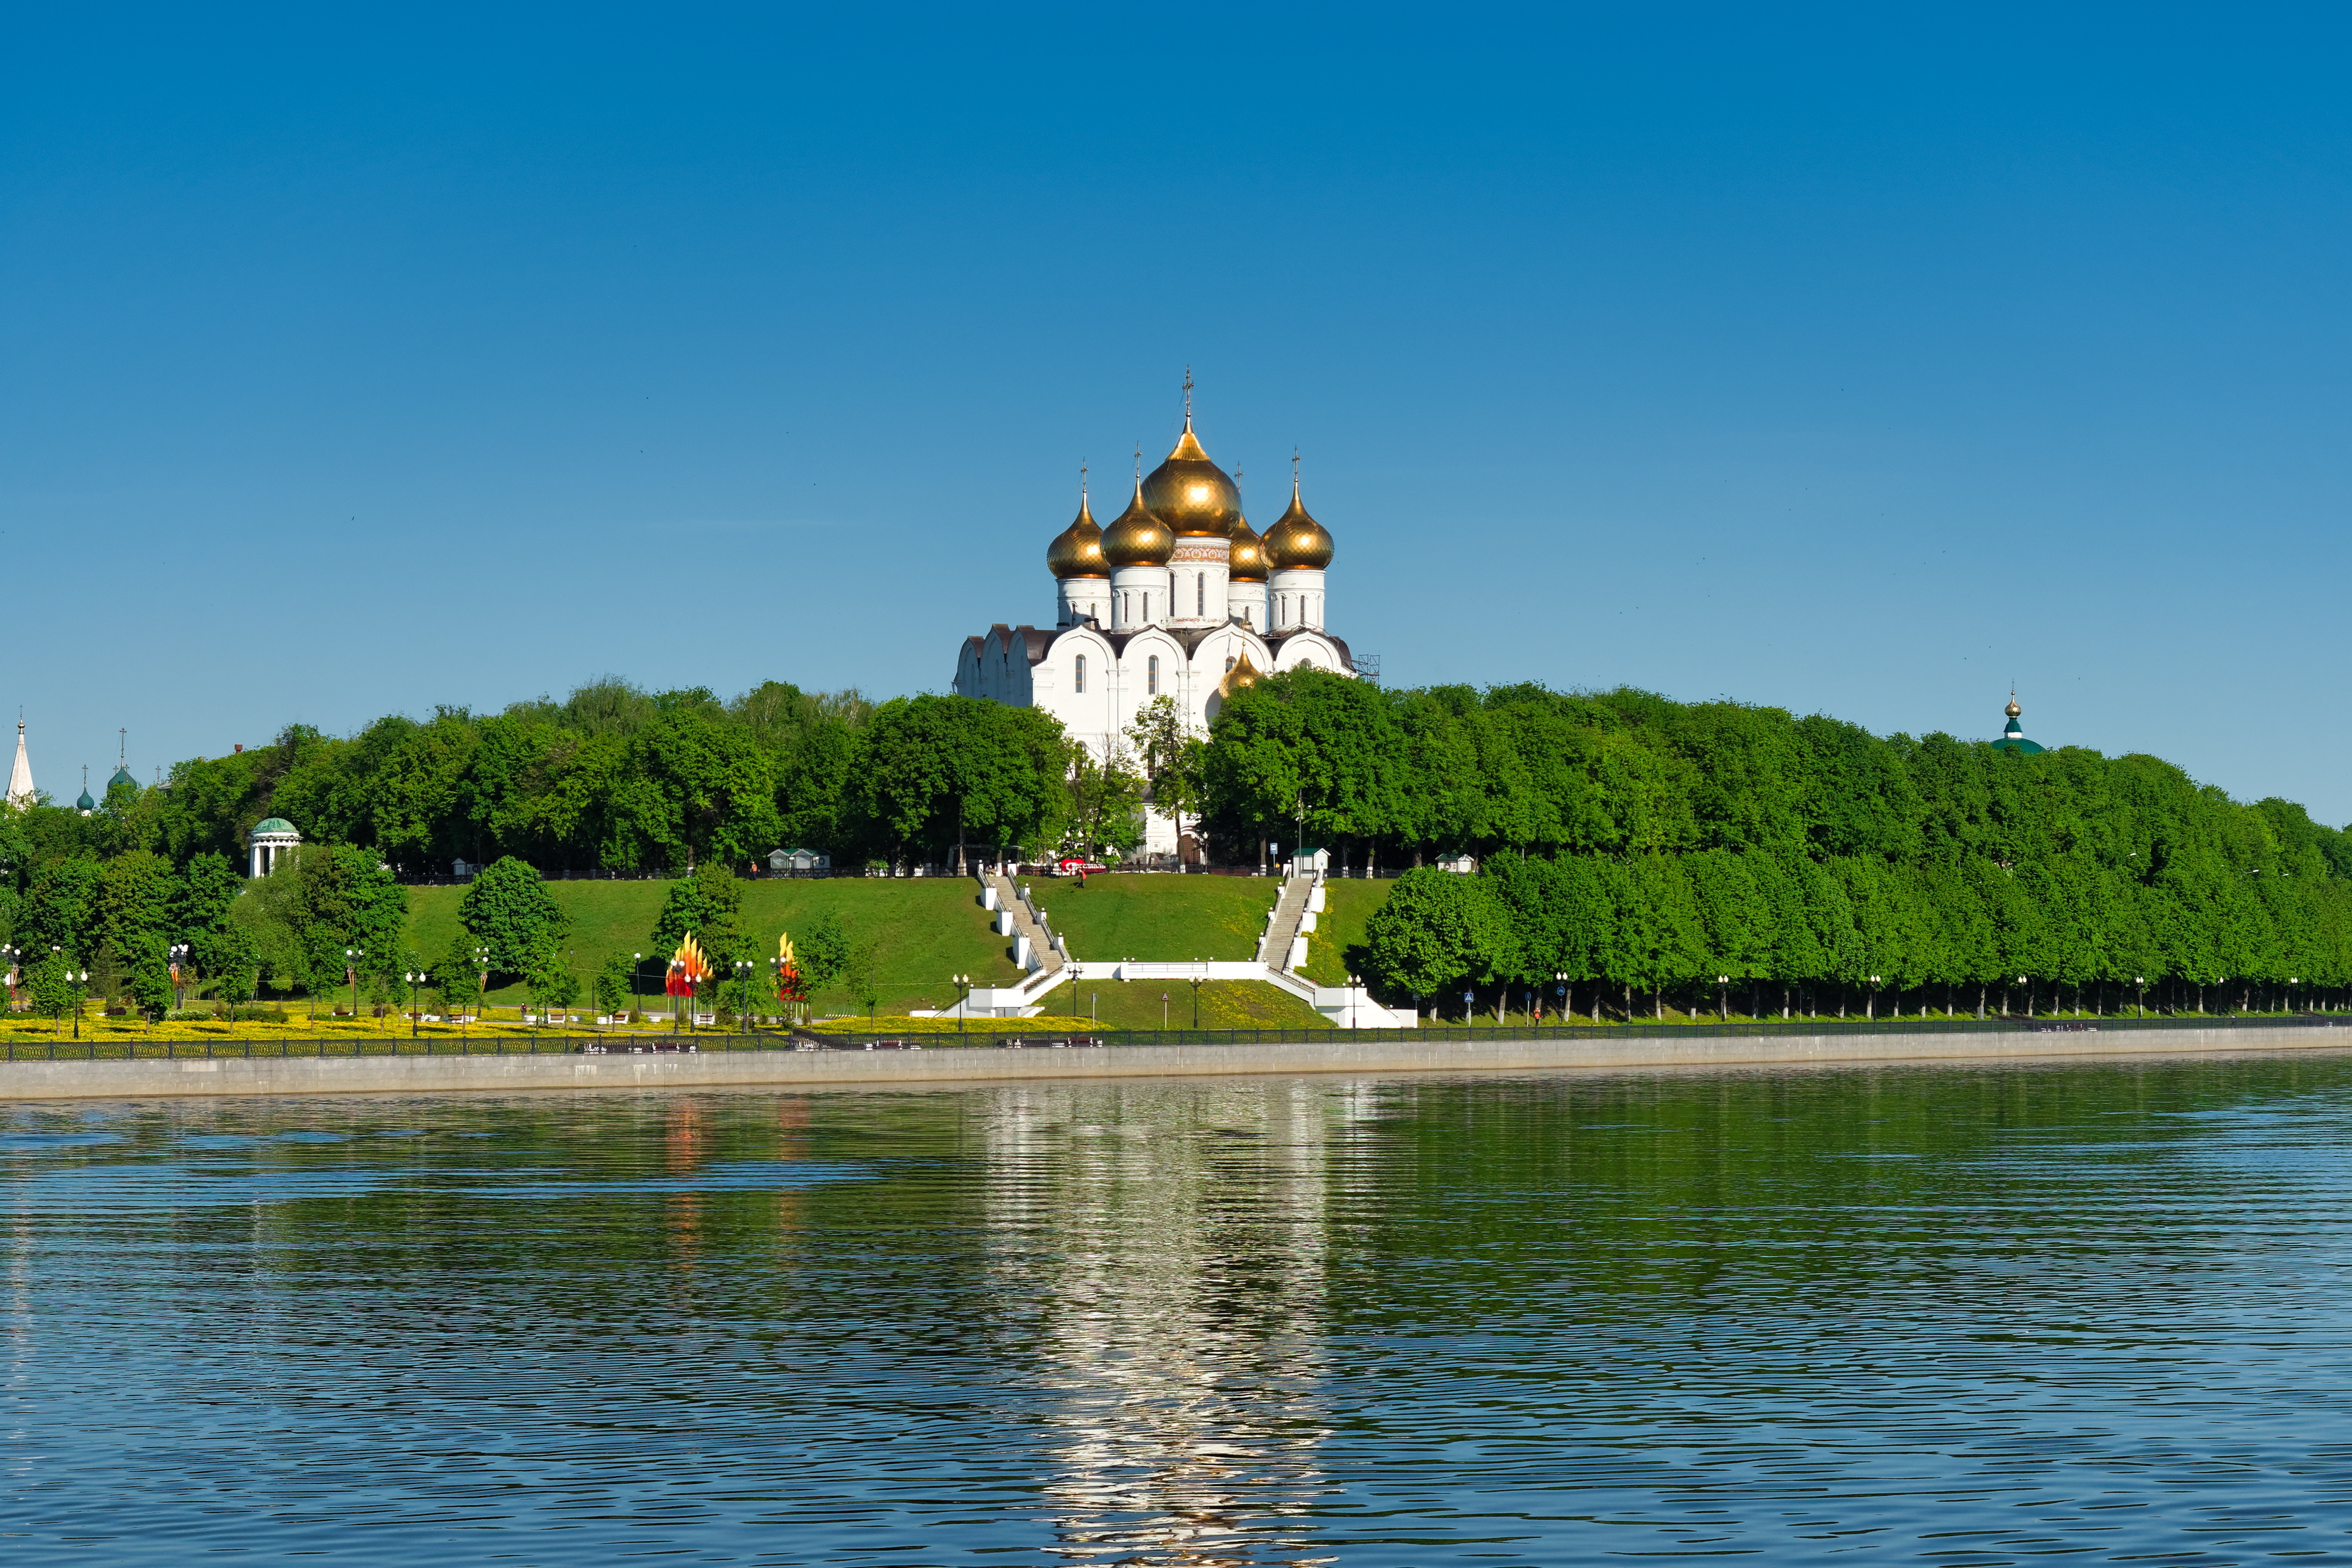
981;1080;1378;1566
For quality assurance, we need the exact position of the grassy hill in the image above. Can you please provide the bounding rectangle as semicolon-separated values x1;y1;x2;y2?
404;877;1022;1016
1299;877;1397;985
399;870;1376;1024
1022;872;1286;962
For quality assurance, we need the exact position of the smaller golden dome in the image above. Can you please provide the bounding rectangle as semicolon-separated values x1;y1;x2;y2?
1046;495;1106;579
1262;480;1334;570
1227;515;1267;582
1100;479;1174;568
2005;694;2022;718
1217;650;1262;698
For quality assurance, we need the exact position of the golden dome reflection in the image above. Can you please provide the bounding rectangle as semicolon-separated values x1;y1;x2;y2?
1100;480;1175;567
1141;417;1243;537
1262;480;1335;570
1046;495;1107;579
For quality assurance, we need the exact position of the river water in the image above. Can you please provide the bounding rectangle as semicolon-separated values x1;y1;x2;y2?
4;1056;2352;1564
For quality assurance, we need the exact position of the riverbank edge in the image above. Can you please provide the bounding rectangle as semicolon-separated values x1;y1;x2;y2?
1;1023;2348;1100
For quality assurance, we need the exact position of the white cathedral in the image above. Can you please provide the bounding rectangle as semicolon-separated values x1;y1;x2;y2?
953;393;1356;857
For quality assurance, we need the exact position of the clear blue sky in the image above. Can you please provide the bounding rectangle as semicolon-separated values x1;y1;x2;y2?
6;6;2348;817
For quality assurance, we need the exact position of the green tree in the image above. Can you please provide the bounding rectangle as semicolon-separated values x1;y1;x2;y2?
1126;696;1205;853
1064;739;1146;862
594;953;638;1018
1361;867;1517;1016
649;863;746;958
458;855;571;976
794;907;851;994
842;937;882;1023
24;951;83;1031
125;946;171;1021
855;694;1068;868
527;954;582;1018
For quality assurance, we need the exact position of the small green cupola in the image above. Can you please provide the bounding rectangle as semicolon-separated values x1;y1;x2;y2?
74;765;95;814
1991;691;2044;755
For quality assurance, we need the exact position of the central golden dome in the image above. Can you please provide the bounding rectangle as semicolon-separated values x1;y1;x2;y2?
1262;480;1334;569
1227;514;1267;582
1140;418;1242;537
1046;495;1106;579
1100;479;1174;568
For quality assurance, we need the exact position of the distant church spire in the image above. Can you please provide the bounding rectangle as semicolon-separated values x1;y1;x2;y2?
1992;688;2044;755
6;718;33;810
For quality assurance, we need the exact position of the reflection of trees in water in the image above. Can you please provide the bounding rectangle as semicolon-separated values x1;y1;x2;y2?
982;1080;1380;1567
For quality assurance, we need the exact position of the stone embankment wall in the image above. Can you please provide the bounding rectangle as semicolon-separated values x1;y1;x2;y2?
0;1025;2347;1100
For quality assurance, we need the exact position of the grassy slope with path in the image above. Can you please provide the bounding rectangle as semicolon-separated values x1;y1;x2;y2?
404;878;1023;1016
396;873;1369;1024
1026;872;1286;964
1298;878;1396;986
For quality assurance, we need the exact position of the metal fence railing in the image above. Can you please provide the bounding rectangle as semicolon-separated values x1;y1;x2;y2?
4;1011;2348;1066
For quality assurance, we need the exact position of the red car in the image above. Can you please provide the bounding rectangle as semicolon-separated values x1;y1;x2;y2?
1053;856;1109;876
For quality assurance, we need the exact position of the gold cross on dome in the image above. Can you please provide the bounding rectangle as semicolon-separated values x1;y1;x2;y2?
1183;366;1193;421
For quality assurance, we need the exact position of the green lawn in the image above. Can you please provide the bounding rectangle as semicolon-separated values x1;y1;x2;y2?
1013;975;1331;1031
1025;872;1286;962
1298;877;1396;984
404;877;1021;1016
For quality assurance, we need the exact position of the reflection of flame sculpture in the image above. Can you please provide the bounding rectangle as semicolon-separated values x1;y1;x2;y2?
984;1081;1372;1565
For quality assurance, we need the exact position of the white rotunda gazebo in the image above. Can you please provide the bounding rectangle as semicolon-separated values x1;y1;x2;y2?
249;817;301;877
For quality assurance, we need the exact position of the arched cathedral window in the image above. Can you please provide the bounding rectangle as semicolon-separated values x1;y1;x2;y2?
1147;655;1160;696
1074;655;1086;693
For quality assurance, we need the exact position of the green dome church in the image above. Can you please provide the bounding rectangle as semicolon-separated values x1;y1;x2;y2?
1991;692;2044;755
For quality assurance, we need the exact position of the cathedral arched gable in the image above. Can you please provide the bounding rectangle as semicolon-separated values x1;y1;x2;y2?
1271;631;1345;675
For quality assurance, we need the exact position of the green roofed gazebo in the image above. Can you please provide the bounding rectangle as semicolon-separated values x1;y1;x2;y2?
249;816;301;877
1990;692;2044;755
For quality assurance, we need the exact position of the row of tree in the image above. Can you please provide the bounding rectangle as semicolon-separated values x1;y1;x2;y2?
10;666;2350;1012
1361;850;2352;1021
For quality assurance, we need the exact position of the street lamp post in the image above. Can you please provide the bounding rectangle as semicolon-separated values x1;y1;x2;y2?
2135;975;2146;1019
1867;974;1882;1021
1345;973;1358;1032
1554;972;1568;1028
1161;991;1170;1031
345;947;365;1020
631;953;643;1025
952;973;971;1033
470;945;490;1039
1463;988;1473;1027
1193;964;1206;1030
405;969;427;1038
733;959;755;1033
168;943;190;1011
1717;974;1730;1022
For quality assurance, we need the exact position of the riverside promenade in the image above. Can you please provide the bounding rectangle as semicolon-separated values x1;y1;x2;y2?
0;1018;2348;1099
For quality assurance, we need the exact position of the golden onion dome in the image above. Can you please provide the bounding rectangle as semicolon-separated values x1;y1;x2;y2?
2005;694;2023;718
1217;650;1262;698
1262;480;1334;569
1046;494;1107;579
1227;514;1267;582
1100;479;1174;567
1140;416;1243;537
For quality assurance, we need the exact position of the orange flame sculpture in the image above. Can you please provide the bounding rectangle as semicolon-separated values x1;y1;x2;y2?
665;933;711;997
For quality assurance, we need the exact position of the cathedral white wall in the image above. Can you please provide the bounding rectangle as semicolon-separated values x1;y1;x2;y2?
1227;579;1267;632
1056;577;1108;628
1269;567;1327;632
1109;564;1170;631
1165;536;1231;629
